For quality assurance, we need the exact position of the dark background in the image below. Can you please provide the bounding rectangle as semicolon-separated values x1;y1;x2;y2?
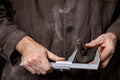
0;56;5;79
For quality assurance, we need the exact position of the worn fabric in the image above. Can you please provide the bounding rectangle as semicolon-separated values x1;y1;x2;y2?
0;0;120;80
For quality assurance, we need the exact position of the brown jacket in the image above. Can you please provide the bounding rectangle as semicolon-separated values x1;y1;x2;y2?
0;0;120;80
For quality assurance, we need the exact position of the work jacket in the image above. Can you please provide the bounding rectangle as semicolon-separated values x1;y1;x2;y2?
0;0;120;80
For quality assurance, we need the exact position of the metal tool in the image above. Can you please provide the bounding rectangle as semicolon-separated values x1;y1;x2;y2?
51;49;100;70
51;40;100;70
20;49;100;70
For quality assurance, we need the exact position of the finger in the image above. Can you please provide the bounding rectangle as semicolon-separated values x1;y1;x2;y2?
34;54;52;75
23;62;36;74
32;57;48;75
85;36;104;48
100;55;112;68
31;51;52;75
32;63;42;74
89;61;94;64
47;51;65;61
98;47;103;54
23;59;41;74
48;69;53;73
40;57;52;74
99;45;112;62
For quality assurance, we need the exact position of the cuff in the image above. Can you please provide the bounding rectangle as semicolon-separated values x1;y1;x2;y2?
3;29;27;61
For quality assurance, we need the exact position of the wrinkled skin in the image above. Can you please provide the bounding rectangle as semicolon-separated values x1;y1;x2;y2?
86;32;117;68
16;36;65;75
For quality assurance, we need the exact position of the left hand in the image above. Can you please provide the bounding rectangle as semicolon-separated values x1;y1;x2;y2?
85;32;118;68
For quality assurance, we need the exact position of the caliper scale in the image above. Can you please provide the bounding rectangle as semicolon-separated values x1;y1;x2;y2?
51;40;100;70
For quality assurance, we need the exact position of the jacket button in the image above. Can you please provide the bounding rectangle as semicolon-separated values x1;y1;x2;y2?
66;26;73;33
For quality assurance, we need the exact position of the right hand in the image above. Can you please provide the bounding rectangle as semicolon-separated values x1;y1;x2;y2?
85;32;117;68
16;36;65;75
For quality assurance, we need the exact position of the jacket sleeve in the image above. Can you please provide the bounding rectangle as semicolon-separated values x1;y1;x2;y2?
0;0;27;61
106;1;120;40
107;16;120;40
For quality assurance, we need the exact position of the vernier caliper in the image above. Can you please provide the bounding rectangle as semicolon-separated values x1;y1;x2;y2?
51;49;100;70
20;41;100;70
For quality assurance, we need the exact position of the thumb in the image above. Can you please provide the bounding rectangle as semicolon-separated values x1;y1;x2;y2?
47;51;65;61
85;36;104;48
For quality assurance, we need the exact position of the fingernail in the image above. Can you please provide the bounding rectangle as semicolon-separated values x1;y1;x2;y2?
48;69;53;73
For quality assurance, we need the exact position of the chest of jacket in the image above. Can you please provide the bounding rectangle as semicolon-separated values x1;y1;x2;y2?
11;0;117;57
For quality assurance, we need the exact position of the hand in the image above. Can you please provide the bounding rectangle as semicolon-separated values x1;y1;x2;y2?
16;36;65;75
85;32;117;68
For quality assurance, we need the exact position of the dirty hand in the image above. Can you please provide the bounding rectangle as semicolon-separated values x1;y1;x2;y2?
85;32;117;68
16;36;65;75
